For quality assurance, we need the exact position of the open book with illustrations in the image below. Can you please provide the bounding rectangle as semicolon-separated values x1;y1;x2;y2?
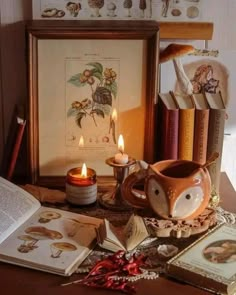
96;214;150;252
0;176;102;276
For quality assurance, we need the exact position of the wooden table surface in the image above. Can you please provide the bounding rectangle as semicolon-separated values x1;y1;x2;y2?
0;172;235;295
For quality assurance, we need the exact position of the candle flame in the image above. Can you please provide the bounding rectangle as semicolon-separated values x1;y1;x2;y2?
79;135;84;147
81;163;87;177
111;108;117;121
118;134;124;154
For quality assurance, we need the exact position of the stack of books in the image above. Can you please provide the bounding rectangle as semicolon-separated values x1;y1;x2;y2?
156;91;226;196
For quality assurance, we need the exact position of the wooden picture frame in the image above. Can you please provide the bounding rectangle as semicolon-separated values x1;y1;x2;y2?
27;20;159;188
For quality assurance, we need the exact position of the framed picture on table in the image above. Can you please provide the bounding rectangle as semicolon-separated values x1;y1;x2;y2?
27;20;159;188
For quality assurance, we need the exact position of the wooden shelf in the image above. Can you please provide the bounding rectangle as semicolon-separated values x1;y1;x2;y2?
159;22;214;40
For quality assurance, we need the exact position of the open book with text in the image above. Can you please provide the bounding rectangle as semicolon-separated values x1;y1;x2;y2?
96;214;150;252
0;177;102;276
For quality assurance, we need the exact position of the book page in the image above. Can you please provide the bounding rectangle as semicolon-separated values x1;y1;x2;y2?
0;177;41;244
124;215;149;251
103;219;126;251
0;206;102;275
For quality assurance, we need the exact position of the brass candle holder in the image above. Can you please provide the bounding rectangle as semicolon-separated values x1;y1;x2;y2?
99;156;136;211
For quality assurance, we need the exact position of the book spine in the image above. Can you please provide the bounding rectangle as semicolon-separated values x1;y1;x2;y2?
162;109;179;160
6;120;26;181
178;109;195;161
193;109;209;165
207;109;225;195
167;264;228;295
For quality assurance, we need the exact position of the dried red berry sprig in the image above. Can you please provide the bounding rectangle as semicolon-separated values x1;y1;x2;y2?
62;250;147;294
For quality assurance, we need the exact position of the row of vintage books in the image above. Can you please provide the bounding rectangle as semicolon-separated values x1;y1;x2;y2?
156;90;226;196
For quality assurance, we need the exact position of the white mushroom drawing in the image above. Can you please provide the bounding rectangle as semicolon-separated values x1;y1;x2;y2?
17;235;39;253
107;2;116;17
38;211;61;223
88;0;104;17
159;43;195;95
50;242;77;258
123;0;132;17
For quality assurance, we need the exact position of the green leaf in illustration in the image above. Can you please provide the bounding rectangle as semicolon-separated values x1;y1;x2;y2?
94;103;111;116
86;62;103;74
76;112;86;128
91;109;105;118
68;73;87;87
92;87;112;106
67;107;78;117
92;70;103;82
105;81;117;98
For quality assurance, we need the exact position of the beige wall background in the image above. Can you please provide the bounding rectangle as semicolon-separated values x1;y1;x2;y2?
0;0;235;183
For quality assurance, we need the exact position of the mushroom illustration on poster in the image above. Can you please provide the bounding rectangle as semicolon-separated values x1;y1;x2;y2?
160;50;236;189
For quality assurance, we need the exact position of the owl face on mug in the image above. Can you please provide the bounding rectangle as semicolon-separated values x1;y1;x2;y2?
145;160;211;220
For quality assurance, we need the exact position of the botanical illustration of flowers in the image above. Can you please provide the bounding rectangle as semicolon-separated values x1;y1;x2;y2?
67;62;117;144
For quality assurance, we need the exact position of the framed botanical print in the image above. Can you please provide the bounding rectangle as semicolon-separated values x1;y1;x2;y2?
27;20;159;188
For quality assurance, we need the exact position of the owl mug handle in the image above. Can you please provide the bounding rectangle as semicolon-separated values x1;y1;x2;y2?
122;167;150;209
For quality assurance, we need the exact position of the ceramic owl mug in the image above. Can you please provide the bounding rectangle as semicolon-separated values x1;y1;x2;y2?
122;159;211;221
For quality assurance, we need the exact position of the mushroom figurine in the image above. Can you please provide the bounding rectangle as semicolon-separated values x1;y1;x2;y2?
50;242;77;258
123;0;132;17
88;0;104;17
159;43;195;95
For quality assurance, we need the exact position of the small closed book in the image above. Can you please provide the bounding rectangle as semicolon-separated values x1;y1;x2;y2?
192;93;210;165
158;92;179;160
171;92;195;161
205;91;226;195
167;223;236;295
96;214;149;252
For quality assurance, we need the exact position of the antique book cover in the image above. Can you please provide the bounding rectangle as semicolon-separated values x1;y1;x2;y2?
172;92;195;160
205;91;226;196
0;177;102;276
192;92;209;165
167;223;236;295
158;92;179;160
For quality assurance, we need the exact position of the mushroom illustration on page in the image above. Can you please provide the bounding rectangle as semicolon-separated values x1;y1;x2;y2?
17;226;63;253
50;242;77;258
17;235;39;253
66;2;82;17
88;0;104;17
123;0;132;17
38;211;62;223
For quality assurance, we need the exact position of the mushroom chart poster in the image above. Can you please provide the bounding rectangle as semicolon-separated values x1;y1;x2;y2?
32;0;203;21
